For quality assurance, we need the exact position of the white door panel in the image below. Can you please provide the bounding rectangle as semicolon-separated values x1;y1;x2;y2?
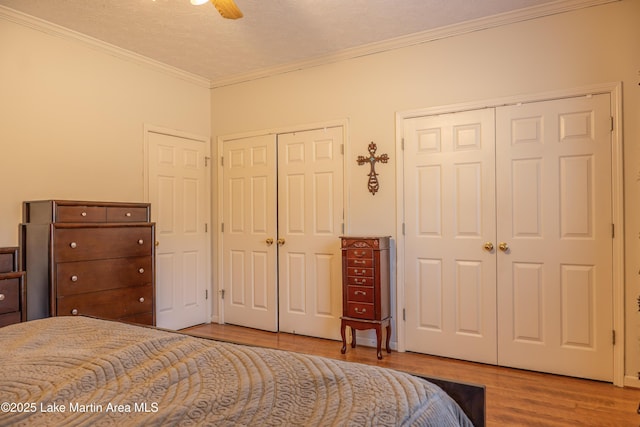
222;134;278;331
496;94;613;381
148;130;210;330
277;127;344;340
404;108;498;363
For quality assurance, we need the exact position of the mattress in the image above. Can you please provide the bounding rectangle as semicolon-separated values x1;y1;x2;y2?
0;316;473;426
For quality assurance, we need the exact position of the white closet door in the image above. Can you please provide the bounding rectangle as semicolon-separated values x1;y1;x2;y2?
403;108;498;363
277;127;344;340
496;94;613;381
221;134;278;331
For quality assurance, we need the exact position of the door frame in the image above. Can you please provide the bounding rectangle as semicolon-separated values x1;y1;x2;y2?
216;118;350;328
143;123;213;325
395;82;624;386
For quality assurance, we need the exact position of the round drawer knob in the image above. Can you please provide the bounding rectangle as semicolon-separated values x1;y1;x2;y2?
71;275;78;282
139;297;145;303
126;212;132;217
137;239;144;245
138;268;145;274
0;294;4;301
70;242;77;249
81;212;87;217
71;309;78;315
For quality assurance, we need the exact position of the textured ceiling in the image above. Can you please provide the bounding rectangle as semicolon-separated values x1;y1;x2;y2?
0;0;583;85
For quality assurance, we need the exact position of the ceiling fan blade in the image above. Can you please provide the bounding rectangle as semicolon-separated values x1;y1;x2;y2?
211;0;243;19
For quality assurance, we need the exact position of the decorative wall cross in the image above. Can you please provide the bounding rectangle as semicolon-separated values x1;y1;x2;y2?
357;141;389;195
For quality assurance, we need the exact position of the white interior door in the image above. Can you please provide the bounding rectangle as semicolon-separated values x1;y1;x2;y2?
221;134;278;331
403;108;498;363
147;129;210;330
277;127;344;340
496;94;613;381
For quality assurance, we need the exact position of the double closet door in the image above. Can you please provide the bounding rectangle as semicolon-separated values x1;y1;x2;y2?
403;94;613;381
221;127;344;340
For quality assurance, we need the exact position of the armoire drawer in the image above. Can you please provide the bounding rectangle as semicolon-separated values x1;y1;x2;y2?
57;284;153;319
54;226;153;262
346;276;373;286
346;302;375;320
347;267;373;277
347;286;374;303
346;248;373;259
56;256;152;296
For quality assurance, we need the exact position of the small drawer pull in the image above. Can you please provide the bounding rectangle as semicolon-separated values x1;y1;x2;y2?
0;294;4;301
137;239;144;245
354;290;367;296
81;212;87;217
71;309;78;315
71;275;78;282
138;268;145;274
355;278;367;285
125;212;132;217
139;297;145;303
70;242;77;249
354;307;367;314
353;260;366;264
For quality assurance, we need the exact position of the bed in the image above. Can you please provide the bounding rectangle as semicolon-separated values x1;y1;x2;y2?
0;316;484;426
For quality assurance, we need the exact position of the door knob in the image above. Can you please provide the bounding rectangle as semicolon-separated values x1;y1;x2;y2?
498;242;509;252
483;242;494;252
277;238;285;246
266;238;274;246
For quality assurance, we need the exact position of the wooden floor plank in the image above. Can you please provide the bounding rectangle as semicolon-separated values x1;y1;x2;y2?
180;322;640;426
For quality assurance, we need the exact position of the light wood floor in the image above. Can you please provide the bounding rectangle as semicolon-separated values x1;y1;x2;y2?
181;322;640;427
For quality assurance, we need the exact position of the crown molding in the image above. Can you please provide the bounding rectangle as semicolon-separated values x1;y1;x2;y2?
0;5;211;88
210;0;620;88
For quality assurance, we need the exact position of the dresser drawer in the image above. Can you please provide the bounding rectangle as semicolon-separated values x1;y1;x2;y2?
346;248;372;259
0;277;20;314
347;267;373;277
0;312;21;327
346;302;375;320
57;205;107;223
56;256;152;296
57;284;153;318
119;312;154;326
347;286;374;303
106;206;149;222
0;248;18;273
54;226;153;262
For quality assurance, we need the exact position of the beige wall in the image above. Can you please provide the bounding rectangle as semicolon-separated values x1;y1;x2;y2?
0;12;211;246
211;1;640;382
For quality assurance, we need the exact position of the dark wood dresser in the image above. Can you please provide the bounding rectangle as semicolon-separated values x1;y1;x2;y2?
340;236;391;359
20;200;155;325
0;247;26;327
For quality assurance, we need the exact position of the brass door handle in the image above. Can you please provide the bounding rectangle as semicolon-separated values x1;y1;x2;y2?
499;242;509;252
266;238;274;246
277;238;285;246
483;242;494;252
